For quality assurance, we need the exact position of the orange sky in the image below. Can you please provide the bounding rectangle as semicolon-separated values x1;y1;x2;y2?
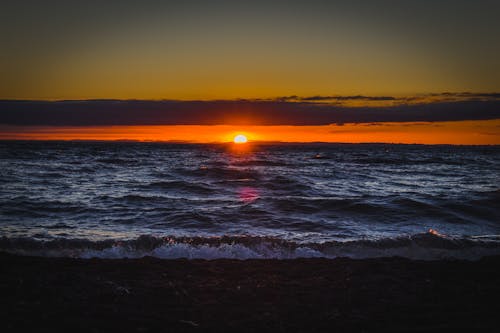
2;4;498;143
1;120;499;145
3;2;500;100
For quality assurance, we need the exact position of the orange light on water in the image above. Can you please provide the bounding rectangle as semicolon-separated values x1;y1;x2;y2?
238;187;259;203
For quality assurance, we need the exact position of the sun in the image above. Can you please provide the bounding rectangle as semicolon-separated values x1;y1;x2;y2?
233;134;248;144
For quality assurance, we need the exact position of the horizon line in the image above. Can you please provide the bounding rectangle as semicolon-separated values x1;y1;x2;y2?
1;138;498;147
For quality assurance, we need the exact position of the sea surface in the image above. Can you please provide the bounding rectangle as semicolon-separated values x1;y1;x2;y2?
1;141;499;260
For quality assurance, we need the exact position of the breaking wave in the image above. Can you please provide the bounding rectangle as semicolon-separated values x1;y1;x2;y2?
1;233;499;261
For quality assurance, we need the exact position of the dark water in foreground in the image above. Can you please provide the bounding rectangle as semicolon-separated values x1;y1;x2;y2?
0;141;499;259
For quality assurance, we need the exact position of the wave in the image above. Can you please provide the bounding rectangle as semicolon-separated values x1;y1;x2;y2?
1;233;499;261
144;180;216;195
175;166;262;181
96;157;137;165
231;159;289;167
348;156;477;166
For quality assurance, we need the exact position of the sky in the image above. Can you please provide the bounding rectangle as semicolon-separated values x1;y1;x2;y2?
1;1;499;143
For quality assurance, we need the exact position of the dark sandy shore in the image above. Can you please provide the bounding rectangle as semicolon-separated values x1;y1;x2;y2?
1;252;499;332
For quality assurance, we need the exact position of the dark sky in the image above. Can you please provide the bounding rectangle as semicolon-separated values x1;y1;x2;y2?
1;0;499;100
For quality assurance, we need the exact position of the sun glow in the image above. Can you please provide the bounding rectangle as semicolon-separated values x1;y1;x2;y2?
1;120;499;145
233;134;248;144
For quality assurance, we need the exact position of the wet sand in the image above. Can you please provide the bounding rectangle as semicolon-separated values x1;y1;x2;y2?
1;252;499;332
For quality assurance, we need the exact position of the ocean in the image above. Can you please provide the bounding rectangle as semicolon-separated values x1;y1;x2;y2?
0;141;499;260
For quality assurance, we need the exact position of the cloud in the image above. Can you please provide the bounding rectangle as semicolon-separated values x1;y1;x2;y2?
274;95;397;102
273;92;500;106
0;94;499;126
302;95;396;102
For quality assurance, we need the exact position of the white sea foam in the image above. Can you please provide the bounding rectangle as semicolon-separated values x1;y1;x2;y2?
2;233;499;260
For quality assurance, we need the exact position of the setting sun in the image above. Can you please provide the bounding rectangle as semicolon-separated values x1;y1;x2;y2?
233;134;248;144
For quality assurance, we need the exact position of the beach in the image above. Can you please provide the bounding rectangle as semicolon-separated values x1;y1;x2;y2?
2;252;499;332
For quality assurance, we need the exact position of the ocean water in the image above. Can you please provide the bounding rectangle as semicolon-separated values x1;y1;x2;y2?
0;141;499;260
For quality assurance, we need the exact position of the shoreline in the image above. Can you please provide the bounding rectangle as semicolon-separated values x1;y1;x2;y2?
2;252;499;332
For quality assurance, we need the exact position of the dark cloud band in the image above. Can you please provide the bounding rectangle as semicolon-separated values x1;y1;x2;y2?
1;94;499;126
